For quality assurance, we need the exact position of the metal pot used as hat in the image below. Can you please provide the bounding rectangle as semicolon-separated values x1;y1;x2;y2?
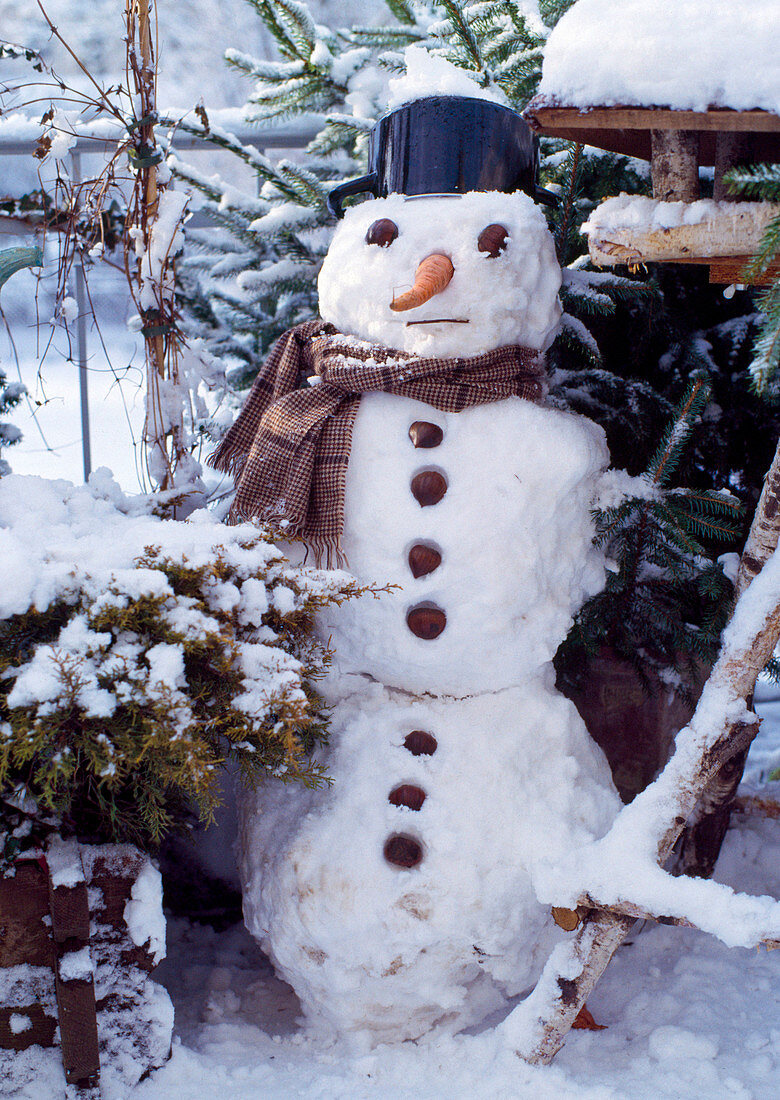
327;95;557;219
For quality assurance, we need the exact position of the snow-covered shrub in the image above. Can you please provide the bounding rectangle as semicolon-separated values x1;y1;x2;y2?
0;472;360;854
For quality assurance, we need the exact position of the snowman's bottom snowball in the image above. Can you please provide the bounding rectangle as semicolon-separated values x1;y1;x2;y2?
238;675;620;1044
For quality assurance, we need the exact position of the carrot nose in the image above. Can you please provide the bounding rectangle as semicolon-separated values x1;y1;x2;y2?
390;253;455;312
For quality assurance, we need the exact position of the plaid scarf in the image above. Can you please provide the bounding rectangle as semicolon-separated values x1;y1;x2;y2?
209;320;547;564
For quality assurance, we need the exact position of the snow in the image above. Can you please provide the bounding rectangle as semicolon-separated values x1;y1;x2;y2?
318;191;562;358
538;0;780;114
583;195;780;234
13;786;777;1100
0;470;271;619
58;946;93;982
386;46;507;111
46;836;85;889
315;395;608;694
124;860;167;967
139;189;189;312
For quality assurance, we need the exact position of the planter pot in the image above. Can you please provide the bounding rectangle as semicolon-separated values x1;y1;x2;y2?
563;649;744;877
0;840;172;1093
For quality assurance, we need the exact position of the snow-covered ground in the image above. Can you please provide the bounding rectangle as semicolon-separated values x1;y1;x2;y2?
147;797;780;1100
7;755;780;1099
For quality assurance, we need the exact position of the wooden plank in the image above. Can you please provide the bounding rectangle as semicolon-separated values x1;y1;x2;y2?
0;860;56;968
708;258;780;285
48;881;90;943
526;104;780;134
523;102;780;166
0;1003;57;1051
54;973;100;1087
47;842;101;1088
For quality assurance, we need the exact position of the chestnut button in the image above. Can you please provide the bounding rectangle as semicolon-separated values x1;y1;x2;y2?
407;605;446;640
408;544;442;578
388;784;427;811
410;470;447;507
404;730;438;756
408;421;443;449
384;833;424;869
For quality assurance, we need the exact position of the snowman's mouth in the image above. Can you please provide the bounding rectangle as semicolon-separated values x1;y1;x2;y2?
405;318;470;326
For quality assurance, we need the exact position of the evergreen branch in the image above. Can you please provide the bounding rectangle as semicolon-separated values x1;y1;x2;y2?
436;0;483;68
554;142;582;264
748;284;780;395
725;162;780;203
349;26;425;47
646;376;709;486
244;0;300;59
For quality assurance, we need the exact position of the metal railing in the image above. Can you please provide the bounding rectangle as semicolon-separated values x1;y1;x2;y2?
0;123;319;481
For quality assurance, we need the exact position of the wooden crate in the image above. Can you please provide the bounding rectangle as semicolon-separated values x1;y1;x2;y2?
0;840;172;1092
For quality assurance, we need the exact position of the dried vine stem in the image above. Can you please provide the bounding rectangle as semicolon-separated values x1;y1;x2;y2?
125;0;192;493
501;431;780;1065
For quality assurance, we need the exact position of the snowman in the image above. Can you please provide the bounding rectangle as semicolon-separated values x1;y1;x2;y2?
212;63;622;1045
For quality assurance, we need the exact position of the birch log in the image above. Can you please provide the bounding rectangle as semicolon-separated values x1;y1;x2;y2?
502;431;780;1065
586;202;779;268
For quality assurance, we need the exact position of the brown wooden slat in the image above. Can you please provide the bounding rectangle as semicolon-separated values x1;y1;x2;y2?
48;881;90;943
707;258;780;285
54;973;100;1087
660;254;778;285
47;845;101;1087
523;102;780;167
526;105;780;133
0;1004;57;1051
0;861;55;968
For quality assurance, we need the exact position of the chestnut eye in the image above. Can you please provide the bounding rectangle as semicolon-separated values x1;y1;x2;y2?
477;223;509;258
366;218;399;247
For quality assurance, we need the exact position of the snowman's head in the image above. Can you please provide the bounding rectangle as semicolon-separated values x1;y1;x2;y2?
318;190;562;359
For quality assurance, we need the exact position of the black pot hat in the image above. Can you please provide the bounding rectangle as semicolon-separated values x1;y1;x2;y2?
327;95;556;219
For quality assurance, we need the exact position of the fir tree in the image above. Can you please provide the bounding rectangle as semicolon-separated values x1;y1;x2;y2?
556;376;743;700
0;368;25;478
171;0;775;692
725;162;780;399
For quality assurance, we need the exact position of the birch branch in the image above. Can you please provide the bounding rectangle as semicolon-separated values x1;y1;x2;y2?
502;432;780;1064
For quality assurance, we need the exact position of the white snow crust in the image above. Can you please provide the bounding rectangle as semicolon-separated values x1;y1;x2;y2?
539;0;780;114
124;859;167;966
318;191;562;358
386;46;507;111
58;946;94;982
583;194;780;235
46;835;85;889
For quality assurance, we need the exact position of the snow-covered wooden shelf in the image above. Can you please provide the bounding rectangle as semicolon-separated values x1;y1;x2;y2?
523;102;780;169
527;0;780;283
582;196;780;284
